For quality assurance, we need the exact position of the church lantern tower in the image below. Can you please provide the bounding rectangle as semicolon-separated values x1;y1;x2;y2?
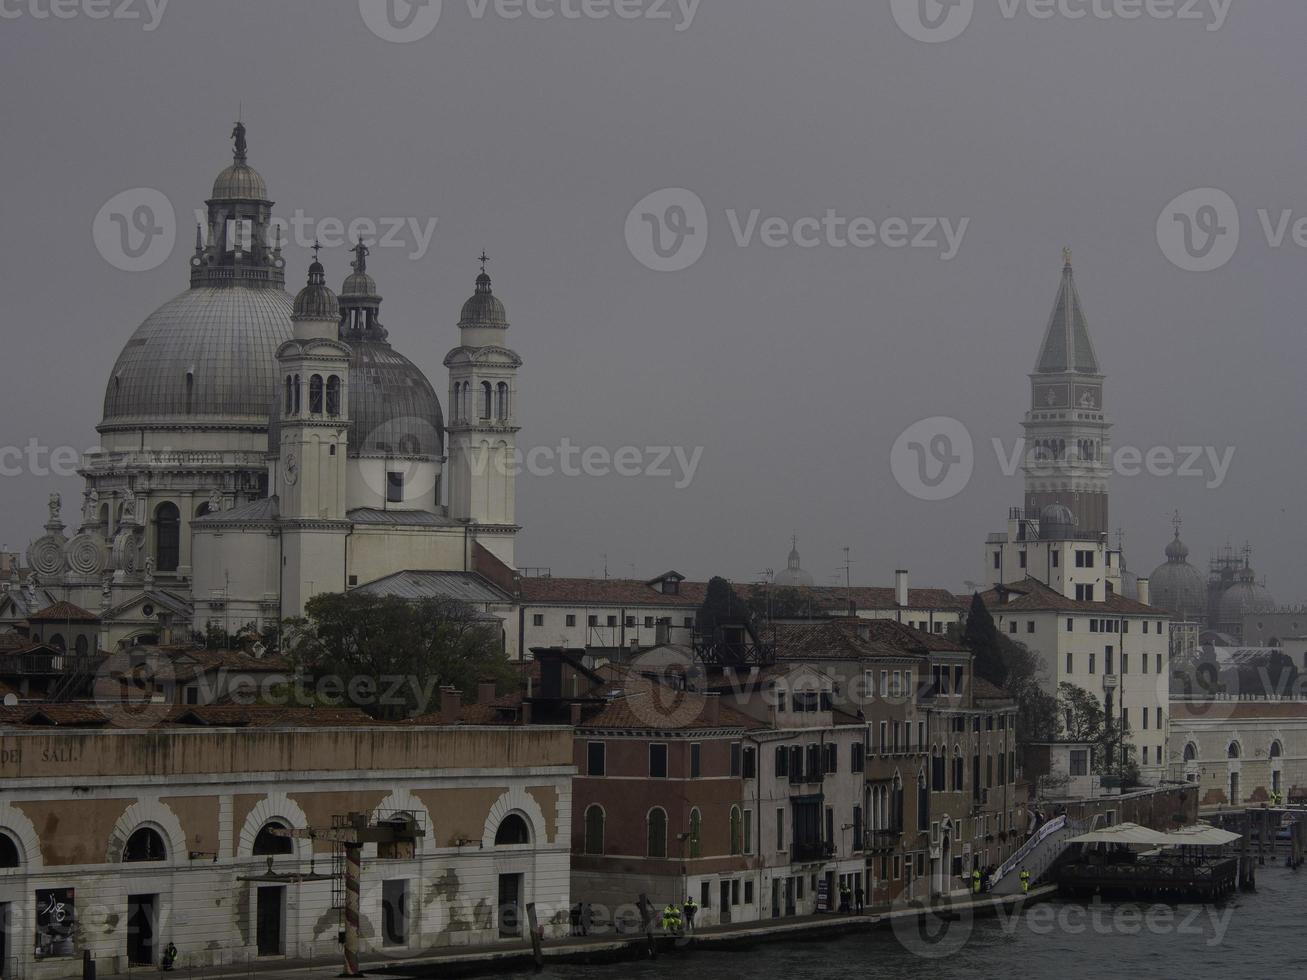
274;249;352;616
1022;250;1112;538
444;254;522;568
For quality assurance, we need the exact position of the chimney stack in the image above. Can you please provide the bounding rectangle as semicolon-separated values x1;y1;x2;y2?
569;702;583;726
440;686;462;724
1137;577;1150;606
703;692;720;725
478;679;497;705
895;569;909;608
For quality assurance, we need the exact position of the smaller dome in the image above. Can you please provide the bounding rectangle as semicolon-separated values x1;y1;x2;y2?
1218;567;1277;623
459;271;509;329
211;162;268;201
292;261;339;320
1165;533;1190;563
1039;504;1076;540
342;269;379;299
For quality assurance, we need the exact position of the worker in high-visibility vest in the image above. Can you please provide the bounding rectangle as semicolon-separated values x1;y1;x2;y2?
1019;869;1031;894
971;868;982;895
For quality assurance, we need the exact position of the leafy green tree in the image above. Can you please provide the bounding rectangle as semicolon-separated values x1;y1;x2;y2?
283;593;516;719
745;584;816;620
1055;682;1139;785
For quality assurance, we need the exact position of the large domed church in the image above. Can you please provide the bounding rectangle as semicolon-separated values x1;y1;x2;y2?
3;125;522;650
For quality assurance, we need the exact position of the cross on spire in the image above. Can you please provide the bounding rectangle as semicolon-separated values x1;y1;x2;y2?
312;240;322;261
478;250;490;273
1171;510;1183;537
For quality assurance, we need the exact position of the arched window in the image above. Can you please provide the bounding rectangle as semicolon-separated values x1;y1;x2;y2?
496;382;509;420
729;806;742;855
284;375;292;415
1270;740;1283;759
1227;742;1241;760
293;374;301;415
309;374;324;414
123;827;167;862
1183;743;1197;763
583;805;604;856
688;808;701;859
48;634;65;653
154;502;181;572
0;833;19;868
647;807;667;858
481;381;493;420
326;375;341;417
917;771;929;831
253;820;294;856
75;635;89;656
494;814;531;846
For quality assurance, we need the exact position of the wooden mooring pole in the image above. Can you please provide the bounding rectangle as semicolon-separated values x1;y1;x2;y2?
526;902;544;972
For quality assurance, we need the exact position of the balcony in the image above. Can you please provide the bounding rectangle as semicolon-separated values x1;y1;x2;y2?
866;830;901;851
791;840;835;863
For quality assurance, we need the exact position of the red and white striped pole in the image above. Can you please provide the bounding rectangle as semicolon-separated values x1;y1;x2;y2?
342;842;362;977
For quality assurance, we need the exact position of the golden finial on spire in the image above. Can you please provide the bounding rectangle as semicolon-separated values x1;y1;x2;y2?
1063;246;1073;269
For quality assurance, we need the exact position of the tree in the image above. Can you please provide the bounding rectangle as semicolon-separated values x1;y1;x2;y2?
745;584;816;621
1055;682;1140;785
282;593;516;720
961;593;1007;686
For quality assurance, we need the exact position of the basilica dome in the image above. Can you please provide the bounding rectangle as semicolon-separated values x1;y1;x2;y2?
101;123;292;432
1149;531;1207;618
101;286;293;430
459;271;509;329
1218;566;1277;623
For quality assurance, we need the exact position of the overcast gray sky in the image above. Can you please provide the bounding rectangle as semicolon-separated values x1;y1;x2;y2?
1;0;1303;598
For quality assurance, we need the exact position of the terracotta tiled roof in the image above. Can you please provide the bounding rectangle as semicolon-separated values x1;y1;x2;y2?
0;633;26;652
788;585;969;611
0;704;111;727
518;577;708;606
839;618;967;654
979;578;1163;616
971;677;1015;701
166;705;374;727
28;601;98;622
772;621;922;663
577;693;764;733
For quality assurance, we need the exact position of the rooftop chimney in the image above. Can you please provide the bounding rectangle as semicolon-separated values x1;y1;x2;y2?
703;692;720;725
440;686;462;724
895;569;909;608
1137;577;1150;606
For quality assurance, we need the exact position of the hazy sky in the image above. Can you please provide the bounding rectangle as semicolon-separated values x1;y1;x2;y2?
1;0;1304;599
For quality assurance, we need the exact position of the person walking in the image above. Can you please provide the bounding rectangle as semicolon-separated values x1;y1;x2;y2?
839;880;852;914
161;942;178;972
683;895;698;933
854;881;865;913
1019;869;1031;894
971;867;981;895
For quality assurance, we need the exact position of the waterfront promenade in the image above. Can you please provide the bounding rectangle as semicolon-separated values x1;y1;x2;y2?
97;887;1055;980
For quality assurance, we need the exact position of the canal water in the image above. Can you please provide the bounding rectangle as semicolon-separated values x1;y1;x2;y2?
506;866;1307;979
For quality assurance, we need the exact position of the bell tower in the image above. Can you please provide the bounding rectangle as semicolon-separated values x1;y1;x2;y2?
1022;249;1112;537
275;249;352;616
444;254;522;568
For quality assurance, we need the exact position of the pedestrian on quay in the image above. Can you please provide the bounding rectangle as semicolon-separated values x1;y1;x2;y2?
570;902;582;936
683;895;698;932
581;902;593;936
161;942;178;972
855;882;864;913
971;868;981;895
1019;869;1031;894
661;902;682;936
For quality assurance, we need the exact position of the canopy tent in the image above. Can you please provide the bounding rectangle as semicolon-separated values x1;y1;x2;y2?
1167;825;1242;846
1068;822;1242;848
1069;822;1176;846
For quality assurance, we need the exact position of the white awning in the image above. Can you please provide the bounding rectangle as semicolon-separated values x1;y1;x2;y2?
1068;822;1242;847
1166;825;1242;846
1068;822;1178;846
